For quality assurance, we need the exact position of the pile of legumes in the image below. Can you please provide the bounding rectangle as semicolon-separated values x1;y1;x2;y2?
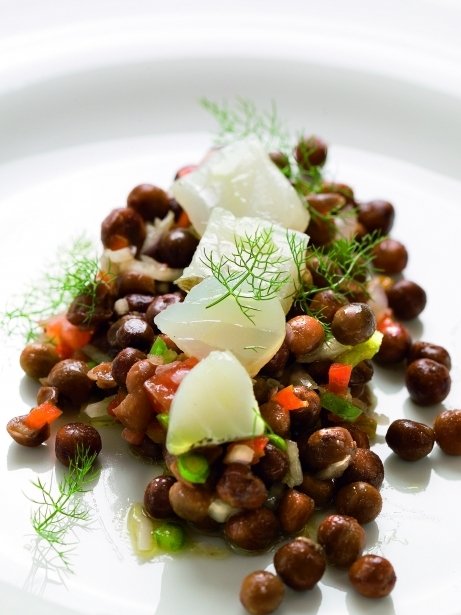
5;119;461;614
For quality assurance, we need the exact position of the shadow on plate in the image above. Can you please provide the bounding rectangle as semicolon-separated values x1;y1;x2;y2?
7;440;54;473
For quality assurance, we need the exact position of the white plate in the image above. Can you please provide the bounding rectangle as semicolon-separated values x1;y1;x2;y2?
1;3;461;614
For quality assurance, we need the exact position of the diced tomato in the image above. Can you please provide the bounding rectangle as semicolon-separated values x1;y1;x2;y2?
237;436;269;462
143;357;199;413
44;314;93;358
272;385;307;411
377;310;395;332
106;234;130;250
175;210;191;228
23;401;62;430
175;164;197;179
107;390;127;417
121;428;145;446
328;363;353;396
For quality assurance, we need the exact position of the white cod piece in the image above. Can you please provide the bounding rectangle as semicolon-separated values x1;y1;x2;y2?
154;276;286;377
171;137;310;235
176;207;309;314
166;350;265;455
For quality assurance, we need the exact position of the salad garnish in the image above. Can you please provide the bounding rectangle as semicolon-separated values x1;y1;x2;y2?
201;97;291;157
28;446;99;567
0;236;103;342
200;226;292;324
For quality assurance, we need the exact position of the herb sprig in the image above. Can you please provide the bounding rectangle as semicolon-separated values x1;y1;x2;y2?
290;232;383;319
201;97;291;155
200;227;291;324
1;236;102;341
201;97;345;218
28;446;99;567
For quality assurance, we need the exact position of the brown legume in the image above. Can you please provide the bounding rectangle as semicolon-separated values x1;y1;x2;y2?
357;199;395;234
374;320;411;364
339;448;384;488
240;570;285;615
168;481;212;523
127;184;169;220
317;514;366;567
101;207;146;252
55;422;102;466
385;419;435;461
335;481;382;524
372;238;408;274
47;359;93;407
144;475;176;519
254;443;289;484
433;410;461;455
295;135;328;168
259;401;290;438
309;289;347;323
20;343;60;379
111;347;147;387
405;358;451;405
349;554;396;598
115;318;155;352
7;415;50;447
408;341;451;370
216;464;268;509
331;303;376;346
225;508;278;551
285;315;325;355
277;489;315;534
274;537;326;590
386;279;427;320
302;427;356;473
299;473;336;509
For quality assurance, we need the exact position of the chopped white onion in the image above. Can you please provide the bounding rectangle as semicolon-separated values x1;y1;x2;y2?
316;454;352;480
120;254;183;282
114;297;130;316
101;246;134;266
141;210;176;254
136;512;155;552
283;440;303;487
208;499;240;523
367;277;389;322
223;444;255;465
298;337;350;364
83;395;115;419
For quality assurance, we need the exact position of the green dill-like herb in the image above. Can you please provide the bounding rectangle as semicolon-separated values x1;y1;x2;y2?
289;231;383;319
201;97;350;230
0;235;102;342
201;97;291;155
28;446;99;567
200;226;291;324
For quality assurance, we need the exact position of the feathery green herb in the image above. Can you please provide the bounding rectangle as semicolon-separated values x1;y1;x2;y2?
28;446;99;567
201;97;346;220
200;226;291;324
0;236;102;341
289;231;383;319
201;97;291;155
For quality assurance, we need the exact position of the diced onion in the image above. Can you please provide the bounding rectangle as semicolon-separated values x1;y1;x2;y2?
141;210;176;254
121;255;183;282
367;277;389;322
208;499;240;523
316;455;352;480
298;337;350;364
83;396;114;419
114;297;129;316
223;444;255;465
283;440;303;487
133;508;155;552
